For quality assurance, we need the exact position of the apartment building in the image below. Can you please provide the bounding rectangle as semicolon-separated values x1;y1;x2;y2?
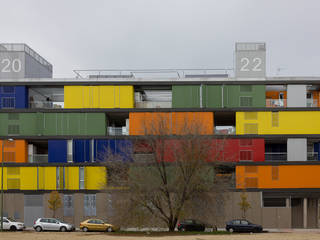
0;42;319;228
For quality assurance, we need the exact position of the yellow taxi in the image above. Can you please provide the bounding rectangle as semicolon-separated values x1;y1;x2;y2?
80;219;119;232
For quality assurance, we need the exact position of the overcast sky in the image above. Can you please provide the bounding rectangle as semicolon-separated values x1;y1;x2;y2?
1;0;320;78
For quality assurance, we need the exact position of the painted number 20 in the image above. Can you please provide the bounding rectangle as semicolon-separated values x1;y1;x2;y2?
240;57;262;72
1;58;22;73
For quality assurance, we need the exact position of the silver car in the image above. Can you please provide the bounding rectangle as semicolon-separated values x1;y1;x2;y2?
1;217;25;231
33;218;75;232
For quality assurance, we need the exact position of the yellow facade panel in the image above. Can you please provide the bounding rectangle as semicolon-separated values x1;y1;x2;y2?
20;167;37;190
236;111;320;135
64;85;134;108
65;167;79;190
0;168;8;190
44;167;56;190
85;166;106;190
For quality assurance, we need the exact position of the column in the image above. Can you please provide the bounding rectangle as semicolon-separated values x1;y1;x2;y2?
303;198;308;229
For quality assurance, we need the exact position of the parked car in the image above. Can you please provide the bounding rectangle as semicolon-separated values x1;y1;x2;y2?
0;217;25;231
80;219;119;232
226;219;263;233
33;218;75;232
177;219;215;232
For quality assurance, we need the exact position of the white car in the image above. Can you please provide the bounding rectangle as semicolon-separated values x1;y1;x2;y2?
33;218;75;232
1;217;25;231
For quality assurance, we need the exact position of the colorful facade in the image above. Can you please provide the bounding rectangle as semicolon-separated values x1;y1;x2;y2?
1;42;320;228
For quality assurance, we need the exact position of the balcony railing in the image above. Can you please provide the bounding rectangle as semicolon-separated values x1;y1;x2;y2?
307;152;319;161
307;99;318;107
29;101;63;109
265;152;287;161
107;127;128;136
28;154;48;163
266;99;287;108
135;101;172;108
214;126;236;135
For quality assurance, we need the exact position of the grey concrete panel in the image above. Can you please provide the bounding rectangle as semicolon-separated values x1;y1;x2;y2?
24;195;43;227
307;198;318;228
287;85;306;107
0;52;25;79
235;43;266;79
25;53;52;78
287;138;307;161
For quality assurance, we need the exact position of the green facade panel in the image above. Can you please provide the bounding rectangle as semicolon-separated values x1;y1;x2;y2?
172;85;201;108
172;84;266;108
0;113;106;136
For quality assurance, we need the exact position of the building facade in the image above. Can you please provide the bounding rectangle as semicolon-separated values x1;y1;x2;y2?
0;42;319;228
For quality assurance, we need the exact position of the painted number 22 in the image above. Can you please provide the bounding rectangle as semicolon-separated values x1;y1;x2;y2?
240;57;262;72
1;58;22;73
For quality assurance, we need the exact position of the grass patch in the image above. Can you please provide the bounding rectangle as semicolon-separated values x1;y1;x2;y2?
109;231;231;236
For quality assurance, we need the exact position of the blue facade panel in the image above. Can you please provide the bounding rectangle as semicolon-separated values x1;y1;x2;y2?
73;139;91;162
314;143;320;161
48;140;67;163
0;86;28;109
94;139;133;162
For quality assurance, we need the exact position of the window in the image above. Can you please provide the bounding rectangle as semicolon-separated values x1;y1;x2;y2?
64;195;74;217
244;177;258;188
233;220;240;224
245;166;257;173
244;123;258;134
8;125;19;135
241;220;249;225
2;86;14;93
244;112;257;120
240;96;253;107
240;85;253;92
79;167;85;190
3;152;15;162
272;112;279;127
240;139;253;146
2;97;15;108
56;167;65;190
263;198;286;207
240;151;253;161
40;219;48;223
84;194;96;216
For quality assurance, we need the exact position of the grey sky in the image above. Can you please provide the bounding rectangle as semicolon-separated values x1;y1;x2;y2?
1;0;320;78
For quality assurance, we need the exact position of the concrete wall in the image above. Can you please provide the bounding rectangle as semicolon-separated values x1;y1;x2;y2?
287;85;306;107
287;138;307;161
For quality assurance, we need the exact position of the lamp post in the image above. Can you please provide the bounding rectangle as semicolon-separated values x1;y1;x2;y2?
1;138;14;231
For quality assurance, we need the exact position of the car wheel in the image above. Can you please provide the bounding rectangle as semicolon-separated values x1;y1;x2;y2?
60;226;67;232
10;226;17;231
106;227;113;232
228;228;234;233
82;227;88;232
35;226;42;232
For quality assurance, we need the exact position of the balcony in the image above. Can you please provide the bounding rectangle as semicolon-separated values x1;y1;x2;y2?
265;152;287;161
28;154;48;163
214;126;236;135
29;101;63;109
265;152;319;161
307;99;318;107
107;127;128;136
266;99;287;108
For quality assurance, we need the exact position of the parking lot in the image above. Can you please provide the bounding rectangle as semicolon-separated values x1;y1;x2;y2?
1;232;320;240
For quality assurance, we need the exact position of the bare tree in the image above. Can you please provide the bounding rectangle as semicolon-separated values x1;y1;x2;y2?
48;191;62;218
104;114;233;231
238;191;251;219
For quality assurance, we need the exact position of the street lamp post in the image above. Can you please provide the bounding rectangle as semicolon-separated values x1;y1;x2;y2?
1;138;14;231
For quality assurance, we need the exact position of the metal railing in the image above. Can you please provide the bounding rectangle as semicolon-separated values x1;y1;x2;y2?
307;152;319;161
307;99;318;107
107;127;128;136
214;126;236;135
29;101;54;109
265;152;287;161
28;154;48;163
266;99;287;107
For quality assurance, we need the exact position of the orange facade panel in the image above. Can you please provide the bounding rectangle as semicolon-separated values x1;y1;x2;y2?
237;165;320;189
0;140;27;163
129;112;214;135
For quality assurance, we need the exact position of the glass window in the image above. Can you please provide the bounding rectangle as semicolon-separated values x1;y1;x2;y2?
88;220;95;223
79;167;85;190
84;194;96;217
64;195;74;217
234;220;240;224
40;219;48;223
56;167;65;190
263;198;286;207
2;86;15;93
1;97;15;108
241;220;249;225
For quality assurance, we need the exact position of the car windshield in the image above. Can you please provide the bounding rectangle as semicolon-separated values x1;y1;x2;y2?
6;217;16;222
